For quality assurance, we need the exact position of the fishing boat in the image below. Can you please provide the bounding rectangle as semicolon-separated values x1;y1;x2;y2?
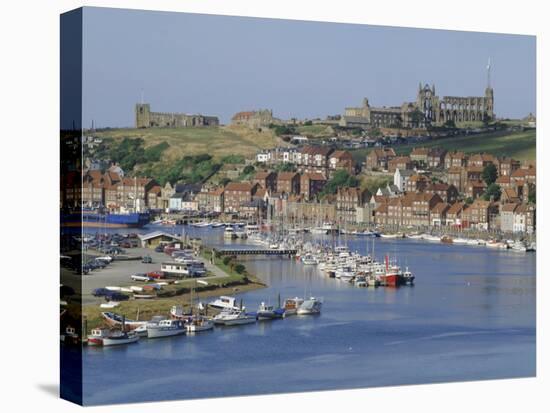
102;330;140;346
212;308;241;325
186;316;214;332
297;297;323;315
257;301;285;320
101;312;147;330
87;328;111;346
402;267;415;285
283;297;304;316
147;319;186;338
221;310;257;326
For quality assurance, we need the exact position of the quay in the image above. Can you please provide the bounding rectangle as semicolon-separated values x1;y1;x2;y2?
214;248;297;256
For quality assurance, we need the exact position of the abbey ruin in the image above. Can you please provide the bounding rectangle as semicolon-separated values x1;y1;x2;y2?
341;66;495;129
135;103;219;128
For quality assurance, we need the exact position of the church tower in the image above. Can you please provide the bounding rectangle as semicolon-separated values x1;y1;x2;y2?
135;103;151;128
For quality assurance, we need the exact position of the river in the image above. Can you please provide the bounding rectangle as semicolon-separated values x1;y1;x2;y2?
78;225;536;405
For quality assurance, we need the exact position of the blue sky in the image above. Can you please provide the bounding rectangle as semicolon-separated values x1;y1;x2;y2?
82;7;536;127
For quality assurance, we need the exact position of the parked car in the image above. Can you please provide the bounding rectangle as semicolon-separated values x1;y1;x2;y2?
93;288;111;297
154;245;165;253
105;292;130;301
142;255;153;264
147;271;163;279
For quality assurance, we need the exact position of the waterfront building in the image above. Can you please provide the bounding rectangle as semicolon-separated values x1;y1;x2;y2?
252;171;277;192
277;172;300;195
500;202;518;233
300;172;327;200
224;182;256;213
430;202;450;226
336;187;371;224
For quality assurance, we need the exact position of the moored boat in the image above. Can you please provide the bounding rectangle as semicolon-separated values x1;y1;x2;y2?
102;330;140;346
297;297;323;315
186;316;214;332
147;319;186;338
283;297;304;316
257;301;285;320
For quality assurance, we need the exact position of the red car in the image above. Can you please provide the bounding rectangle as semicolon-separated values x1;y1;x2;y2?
147;270;164;279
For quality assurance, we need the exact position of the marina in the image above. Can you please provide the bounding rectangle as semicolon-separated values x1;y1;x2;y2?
68;222;536;405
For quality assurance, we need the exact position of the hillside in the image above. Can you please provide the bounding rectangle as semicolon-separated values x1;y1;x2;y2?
93;125;283;161
351;129;536;163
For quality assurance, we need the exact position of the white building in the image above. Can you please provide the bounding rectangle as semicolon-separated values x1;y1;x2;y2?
393;168;415;192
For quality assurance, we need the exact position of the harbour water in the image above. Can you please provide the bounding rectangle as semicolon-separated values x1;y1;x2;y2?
79;225;536;405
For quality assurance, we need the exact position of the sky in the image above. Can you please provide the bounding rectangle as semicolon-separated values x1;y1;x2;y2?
82;7;536;127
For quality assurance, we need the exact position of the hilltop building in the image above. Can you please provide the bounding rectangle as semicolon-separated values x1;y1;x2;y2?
340;64;494;129
135;103;219;128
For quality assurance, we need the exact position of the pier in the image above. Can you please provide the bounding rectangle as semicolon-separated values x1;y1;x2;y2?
214;248;297;256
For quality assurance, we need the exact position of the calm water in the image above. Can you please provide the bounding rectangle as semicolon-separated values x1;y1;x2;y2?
79;225;536;405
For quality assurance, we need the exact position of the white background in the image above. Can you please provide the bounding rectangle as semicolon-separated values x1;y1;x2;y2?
0;0;547;411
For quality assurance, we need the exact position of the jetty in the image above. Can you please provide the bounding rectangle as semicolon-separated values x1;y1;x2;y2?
214;248;297;256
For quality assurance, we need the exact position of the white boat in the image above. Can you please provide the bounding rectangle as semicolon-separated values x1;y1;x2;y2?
213;308;241;325
147;319;186;338
102;330;140;346
100;301;120;309
186;316;214;332
209;296;240;310
297;297;323;315
130;286;144;292
220;310;257;326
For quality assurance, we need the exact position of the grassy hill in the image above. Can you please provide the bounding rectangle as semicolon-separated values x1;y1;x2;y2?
351;129;536;163
94;125;282;161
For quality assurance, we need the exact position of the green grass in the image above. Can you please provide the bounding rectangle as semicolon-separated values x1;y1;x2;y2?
94;125;280;161
351;129;536;163
295;124;334;138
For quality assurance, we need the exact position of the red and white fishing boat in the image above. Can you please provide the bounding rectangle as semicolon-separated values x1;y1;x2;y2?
87;328;110;346
380;255;401;287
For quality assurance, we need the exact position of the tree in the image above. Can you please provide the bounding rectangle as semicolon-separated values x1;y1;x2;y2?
222;256;232;266
483;183;501;201
321;170;359;195
234;264;246;274
465;197;474;205
528;186;536;204
482;163;498;185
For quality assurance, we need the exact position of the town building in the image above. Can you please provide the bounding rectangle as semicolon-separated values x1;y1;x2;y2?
277;172;300;195
224;182;256;213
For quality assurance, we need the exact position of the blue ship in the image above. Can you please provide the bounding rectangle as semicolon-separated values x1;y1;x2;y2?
62;211;150;228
